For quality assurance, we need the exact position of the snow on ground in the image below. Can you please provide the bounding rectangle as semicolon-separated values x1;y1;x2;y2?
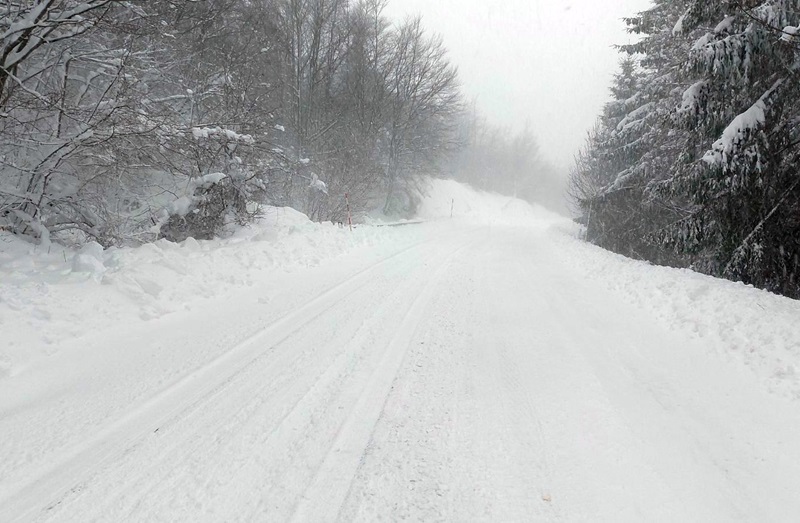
2;177;800;521
0;207;420;380
0;178;561;382
549;231;800;401
416;178;558;226
424;178;800;400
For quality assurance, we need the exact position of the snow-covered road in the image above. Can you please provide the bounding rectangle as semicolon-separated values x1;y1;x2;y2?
3;213;800;521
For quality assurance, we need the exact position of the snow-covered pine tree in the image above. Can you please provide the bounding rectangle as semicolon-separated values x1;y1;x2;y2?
571;0;694;266
662;0;800;297
570;57;652;256
574;0;800;297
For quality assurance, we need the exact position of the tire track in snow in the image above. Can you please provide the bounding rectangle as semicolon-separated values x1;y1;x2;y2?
63;238;451;521
0;234;444;523
288;235;475;523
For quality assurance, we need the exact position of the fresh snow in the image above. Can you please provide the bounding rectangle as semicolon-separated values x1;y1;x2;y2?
2;179;800;521
702;80;782;167
191;127;255;144
163;173;229;218
781;25;799;42
714;16;736;34
309;173;328;195
672;10;687;35
678;80;708;116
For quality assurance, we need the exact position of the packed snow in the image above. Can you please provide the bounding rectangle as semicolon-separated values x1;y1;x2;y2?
2;179;800;521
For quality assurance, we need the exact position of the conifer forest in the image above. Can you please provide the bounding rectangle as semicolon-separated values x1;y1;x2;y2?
571;0;800;298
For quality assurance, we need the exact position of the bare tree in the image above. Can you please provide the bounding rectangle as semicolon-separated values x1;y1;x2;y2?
381;16;460;213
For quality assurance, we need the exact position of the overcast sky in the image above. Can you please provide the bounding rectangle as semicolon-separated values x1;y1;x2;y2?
383;0;653;170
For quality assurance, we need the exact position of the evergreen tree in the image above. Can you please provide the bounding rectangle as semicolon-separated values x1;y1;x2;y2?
664;0;800;296
572;0;800;298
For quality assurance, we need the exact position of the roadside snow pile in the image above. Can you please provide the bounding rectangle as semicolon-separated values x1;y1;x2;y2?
0;207;420;378
551;230;800;400
417;178;569;228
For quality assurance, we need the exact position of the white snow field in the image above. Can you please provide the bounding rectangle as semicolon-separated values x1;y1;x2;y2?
2;179;800;522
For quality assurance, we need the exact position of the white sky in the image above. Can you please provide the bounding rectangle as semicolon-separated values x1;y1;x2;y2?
383;0;653;170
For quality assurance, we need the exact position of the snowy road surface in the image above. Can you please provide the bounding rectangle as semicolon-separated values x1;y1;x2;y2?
2;219;800;521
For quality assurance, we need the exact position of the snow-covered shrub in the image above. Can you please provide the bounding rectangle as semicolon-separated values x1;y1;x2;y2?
159;173;257;243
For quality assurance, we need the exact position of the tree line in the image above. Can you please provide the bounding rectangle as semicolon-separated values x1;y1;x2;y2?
571;0;800;298
442;104;566;214
0;0;472;245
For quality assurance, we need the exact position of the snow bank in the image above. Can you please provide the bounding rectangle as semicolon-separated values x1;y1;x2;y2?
549;229;800;400
0;178;564;379
0;207;419;378
420;179;800;399
417;178;569;228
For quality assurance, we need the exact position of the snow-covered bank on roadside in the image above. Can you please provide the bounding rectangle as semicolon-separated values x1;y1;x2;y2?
549;229;800;400
0;206;422;379
4;175;568;382
423;177;800;400
419;178;800;400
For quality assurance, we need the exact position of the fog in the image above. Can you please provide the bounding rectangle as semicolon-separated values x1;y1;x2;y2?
384;0;653;171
